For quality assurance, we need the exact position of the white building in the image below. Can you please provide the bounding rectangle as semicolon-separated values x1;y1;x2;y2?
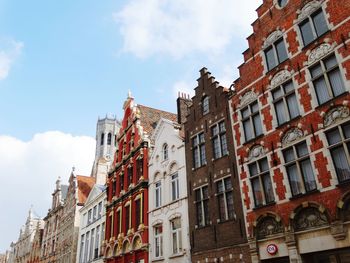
148;118;191;263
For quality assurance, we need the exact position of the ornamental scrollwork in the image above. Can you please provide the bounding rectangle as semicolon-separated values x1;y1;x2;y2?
248;145;265;161
270;70;292;88
281;128;304;147
294;207;328;231
239;91;258;108
297;0;322;23
263;30;284;49
324;106;350;128
308;43;333;65
256;216;284;240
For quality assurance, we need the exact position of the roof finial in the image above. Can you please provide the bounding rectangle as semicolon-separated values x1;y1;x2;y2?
128;90;132;98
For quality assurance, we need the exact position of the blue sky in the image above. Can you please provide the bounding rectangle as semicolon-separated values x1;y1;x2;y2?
0;0;260;252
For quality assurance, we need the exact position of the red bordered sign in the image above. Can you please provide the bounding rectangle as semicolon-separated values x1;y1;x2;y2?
267;244;278;255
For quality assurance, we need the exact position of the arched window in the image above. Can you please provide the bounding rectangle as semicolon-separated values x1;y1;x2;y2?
162;143;168;161
100;133;105;146
107;133;112;145
202;96;209;115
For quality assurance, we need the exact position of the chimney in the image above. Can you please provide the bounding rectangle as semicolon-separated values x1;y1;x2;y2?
177;92;192;125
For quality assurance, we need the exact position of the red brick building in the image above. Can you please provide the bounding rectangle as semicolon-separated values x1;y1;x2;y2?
229;0;350;262
104;93;176;263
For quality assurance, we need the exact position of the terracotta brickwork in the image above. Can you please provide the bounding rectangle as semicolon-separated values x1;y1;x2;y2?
230;0;350;262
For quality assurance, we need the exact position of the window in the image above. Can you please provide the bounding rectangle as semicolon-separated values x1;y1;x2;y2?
265;38;288;70
127;167;133;186
299;9;328;46
171;173;180;201
116;210;121;236
192;133;206;168
212;121;228;159
120;173;124;192
100;133;104;146
242;101;263;141
195;186;210;227
125;205;130;232
272;81;300;125
79;235;85;263
202;96;209;115
98;202;102;218
88;209;92;225
154;225;163;258
277;0;288;8
84;232;90;262
136;158;143;181
171;218;182;254
95;226;100;259
249;158;275;207
93;206;97;221
101;223;105;246
326;122;350;183
162;143;168;161
283;141;317;196
216;177;234;221
310;54;345;105
135;199;141;227
107;133;112;145
89;229;95;261
155;181;162;208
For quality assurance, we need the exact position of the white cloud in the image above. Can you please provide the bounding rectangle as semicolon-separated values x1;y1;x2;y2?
0;131;95;251
114;0;261;58
0;38;23;80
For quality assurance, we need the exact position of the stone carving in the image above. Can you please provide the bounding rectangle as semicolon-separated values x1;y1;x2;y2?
256;216;284;239
297;0;322;22
263;30;284;49
294;207;328;231
308;43;333;65
270;70;292;88
281;128;304;147
133;236;142;250
324;106;350;127
239;91;258;108
122;241;131;253
248;145;265;161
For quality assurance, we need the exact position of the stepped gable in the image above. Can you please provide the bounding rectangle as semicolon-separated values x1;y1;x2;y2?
76;175;96;204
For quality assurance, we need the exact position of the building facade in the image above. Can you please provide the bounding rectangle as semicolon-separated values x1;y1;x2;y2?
56;172;95;263
148;118;191;263
104;93;176;263
28;223;43;263
229;0;350;262
41;178;67;263
183;68;250;262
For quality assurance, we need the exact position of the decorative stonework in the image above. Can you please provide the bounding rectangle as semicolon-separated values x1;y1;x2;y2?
308;43;333;65
297;0;322;23
263;30;283;49
239;91;258;108
248;145;265;161
281;128;304;147
270;70;292;88
323;106;350;127
294;207;328;231
256;216;284;240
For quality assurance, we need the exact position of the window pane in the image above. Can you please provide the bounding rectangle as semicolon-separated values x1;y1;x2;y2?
272;87;283;100
199;133;205;143
251;102;259;113
249;163;258;176
283;81;294;93
252;178;263;206
226;192;235;219
200;144;206;164
328;69;345;96
296;142;308;157
275;100;287;124
221;135;228;155
243;120;253;141
224;178;232;189
196;203;203;226
253;114;263;136
286;94;300;119
218;194;226;220
265;47;277;70
202;186;209;198
213;137;221;159
326;129;342;145
324;55;337;70
300;159;317;192
310;64;323;78
212;126;219;136
343;124;350;139
314;77;331;104
287;164;303;195
242;107;250;119
331;147;350;182
219;122;226;132
217;181;224;193
276;39;288;62
204;199;210;224
284;148;295;163
262;174;274;203
313;10;328;36
259;158;269;172
300;20;314;46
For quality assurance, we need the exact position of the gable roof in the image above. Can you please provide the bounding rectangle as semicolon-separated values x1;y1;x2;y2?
76;176;96;204
137;104;177;136
85;184;106;205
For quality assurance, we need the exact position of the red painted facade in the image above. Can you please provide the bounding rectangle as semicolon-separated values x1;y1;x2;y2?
230;0;350;262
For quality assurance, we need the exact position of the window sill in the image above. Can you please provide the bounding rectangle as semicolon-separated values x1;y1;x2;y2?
192;163;207;171
315;91;349;110
212;154;229;162
301;30;330;52
289;189;319;200
276;115;302;129
253;201;276;211
243;134;264;146
217;218;235;224
152;257;164;262
169;252;185;259
195;224;210;230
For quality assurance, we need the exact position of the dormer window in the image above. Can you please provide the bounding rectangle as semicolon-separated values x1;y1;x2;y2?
162;143;168;161
264;38;288;71
202;96;209;115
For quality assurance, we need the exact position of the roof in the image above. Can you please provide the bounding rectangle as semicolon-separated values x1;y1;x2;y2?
76;176;96;204
137;104;177;136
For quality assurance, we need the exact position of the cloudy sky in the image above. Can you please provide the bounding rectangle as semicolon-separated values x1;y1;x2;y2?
0;0;261;252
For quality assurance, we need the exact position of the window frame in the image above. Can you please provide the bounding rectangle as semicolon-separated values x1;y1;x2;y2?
216;177;235;221
171;218;182;255
171;172;180;201
154;224;163;258
195;185;210;227
241;100;263;142
192;132;207;168
211;121;228;159
155;181;162;208
202;96;209;115
264;37;288;71
162;143;168;161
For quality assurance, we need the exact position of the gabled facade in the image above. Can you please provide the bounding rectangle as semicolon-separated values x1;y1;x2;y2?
183;68;250;262
229;0;350;262
28;222;43;263
148;118;190;263
104;93;176;263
